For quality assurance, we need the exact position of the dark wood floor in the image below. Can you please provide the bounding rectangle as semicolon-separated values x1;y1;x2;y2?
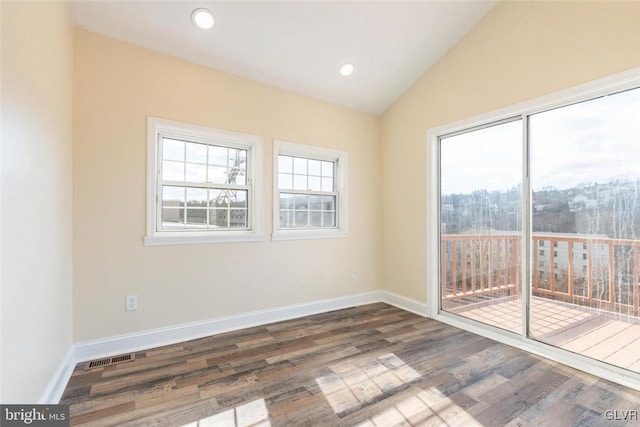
60;303;640;426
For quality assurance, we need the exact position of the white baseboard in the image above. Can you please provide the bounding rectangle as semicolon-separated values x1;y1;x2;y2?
381;291;428;317
39;346;75;404
45;290;423;402
74;291;385;363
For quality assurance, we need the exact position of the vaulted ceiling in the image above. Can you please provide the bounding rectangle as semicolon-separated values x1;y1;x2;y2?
71;1;496;115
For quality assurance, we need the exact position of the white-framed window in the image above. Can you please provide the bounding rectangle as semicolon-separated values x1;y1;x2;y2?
145;117;263;246
272;140;348;241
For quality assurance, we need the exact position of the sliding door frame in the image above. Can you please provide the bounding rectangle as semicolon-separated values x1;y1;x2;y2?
427;66;640;391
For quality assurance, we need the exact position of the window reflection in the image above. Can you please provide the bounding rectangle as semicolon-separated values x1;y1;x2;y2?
181;398;270;427
316;353;420;416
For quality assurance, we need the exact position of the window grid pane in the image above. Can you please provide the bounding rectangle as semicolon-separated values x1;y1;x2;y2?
277;155;335;192
160;184;249;231
162;137;247;187
279;192;336;229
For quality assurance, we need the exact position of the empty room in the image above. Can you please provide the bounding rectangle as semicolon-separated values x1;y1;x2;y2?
2;0;640;425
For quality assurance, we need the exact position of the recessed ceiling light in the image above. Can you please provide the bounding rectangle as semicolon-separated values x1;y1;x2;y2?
339;63;354;77
192;8;214;30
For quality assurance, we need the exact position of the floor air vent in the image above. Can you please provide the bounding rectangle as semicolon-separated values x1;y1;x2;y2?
86;353;135;369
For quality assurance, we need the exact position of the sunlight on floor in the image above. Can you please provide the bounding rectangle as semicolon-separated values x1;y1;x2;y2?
181;398;270;427
354;387;482;427
316;353;421;416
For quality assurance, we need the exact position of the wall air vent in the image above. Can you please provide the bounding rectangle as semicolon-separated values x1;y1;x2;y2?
86;353;135;369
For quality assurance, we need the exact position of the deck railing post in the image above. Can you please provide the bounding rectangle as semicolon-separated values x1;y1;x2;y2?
550;239;555;293
608;241;615;310
587;242;593;304
451;239;458;296
497;239;503;288
510;237;518;295
634;243;639;315
441;238;447;299
462;240;468;294
471;239;476;293
567;241;574;297
488;239;494;290
533;237;539;291
480;240;485;292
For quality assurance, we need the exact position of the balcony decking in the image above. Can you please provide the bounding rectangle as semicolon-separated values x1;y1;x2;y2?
450;296;640;372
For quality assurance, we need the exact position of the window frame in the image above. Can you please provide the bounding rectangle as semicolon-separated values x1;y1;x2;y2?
272;139;348;241
145;117;263;246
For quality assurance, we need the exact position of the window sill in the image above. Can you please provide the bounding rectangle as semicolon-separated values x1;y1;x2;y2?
271;229;348;241
144;232;264;246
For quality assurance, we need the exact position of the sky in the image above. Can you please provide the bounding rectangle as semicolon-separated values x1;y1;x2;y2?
440;87;640;195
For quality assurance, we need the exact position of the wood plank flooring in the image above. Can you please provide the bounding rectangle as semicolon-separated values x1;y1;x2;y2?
60;303;640;426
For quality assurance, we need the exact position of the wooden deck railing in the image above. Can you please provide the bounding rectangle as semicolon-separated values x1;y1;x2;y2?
441;234;520;299
442;233;640;315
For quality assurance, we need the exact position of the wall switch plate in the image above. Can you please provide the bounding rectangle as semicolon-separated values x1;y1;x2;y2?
126;295;137;311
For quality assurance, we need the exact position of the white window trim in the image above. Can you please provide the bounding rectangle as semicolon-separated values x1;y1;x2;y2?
427;66;640;390
272;139;348;241
145;117;263;246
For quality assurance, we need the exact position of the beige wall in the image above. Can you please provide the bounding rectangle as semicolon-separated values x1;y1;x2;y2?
1;2;74;402
73;30;382;342
380;1;640;303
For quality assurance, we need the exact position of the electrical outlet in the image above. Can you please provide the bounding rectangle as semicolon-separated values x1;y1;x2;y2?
351;271;358;280
126;295;137;311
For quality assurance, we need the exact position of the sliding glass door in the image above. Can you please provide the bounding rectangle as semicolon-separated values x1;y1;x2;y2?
440;119;523;334
437;84;640;375
529;88;640;372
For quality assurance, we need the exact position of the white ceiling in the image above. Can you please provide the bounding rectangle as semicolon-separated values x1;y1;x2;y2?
71;1;496;115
